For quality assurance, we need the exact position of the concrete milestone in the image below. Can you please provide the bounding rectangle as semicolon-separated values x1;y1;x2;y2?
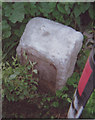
17;17;83;93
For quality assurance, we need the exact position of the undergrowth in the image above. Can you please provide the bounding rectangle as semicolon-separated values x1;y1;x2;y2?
2;2;94;62
2;2;95;118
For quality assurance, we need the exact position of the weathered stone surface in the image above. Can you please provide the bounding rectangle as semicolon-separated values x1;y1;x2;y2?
16;17;83;93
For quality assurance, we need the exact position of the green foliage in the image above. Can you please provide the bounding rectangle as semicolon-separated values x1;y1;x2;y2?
38;2;56;17
66;45;95;118
3;3;25;23
2;2;94;118
56;86;72;103
2;20;11;39
77;46;90;71
82;90;95;118
2;2;94;61
67;72;80;88
52;101;59;108
74;3;90;17
2;55;38;102
89;7;94;19
2;53;71;117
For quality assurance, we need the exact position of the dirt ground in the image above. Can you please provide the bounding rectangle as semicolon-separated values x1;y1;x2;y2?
2;98;68;118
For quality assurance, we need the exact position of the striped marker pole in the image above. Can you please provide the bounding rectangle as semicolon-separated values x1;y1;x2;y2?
67;46;95;118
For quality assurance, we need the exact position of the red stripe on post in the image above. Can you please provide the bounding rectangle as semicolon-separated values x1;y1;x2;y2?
78;58;92;96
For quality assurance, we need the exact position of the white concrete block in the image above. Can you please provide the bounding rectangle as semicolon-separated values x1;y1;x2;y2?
17;17;83;92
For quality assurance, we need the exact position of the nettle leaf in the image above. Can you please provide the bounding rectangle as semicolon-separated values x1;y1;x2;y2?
52;10;64;23
4;3;25;23
57;3;66;14
89;7;94;19
75;16;80;26
74;6;81;18
38;2;56;16
65;18;72;25
2;20;11;39
64;4;70;15
81;3;90;13
68;3;74;8
77;3;90;14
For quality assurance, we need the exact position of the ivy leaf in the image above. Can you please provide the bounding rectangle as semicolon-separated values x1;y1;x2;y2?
3;31;11;39
4;3;25;23
38;2;56;16
2;20;11;39
11;3;25;23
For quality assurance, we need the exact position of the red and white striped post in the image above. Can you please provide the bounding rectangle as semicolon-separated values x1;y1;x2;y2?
67;45;95;118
